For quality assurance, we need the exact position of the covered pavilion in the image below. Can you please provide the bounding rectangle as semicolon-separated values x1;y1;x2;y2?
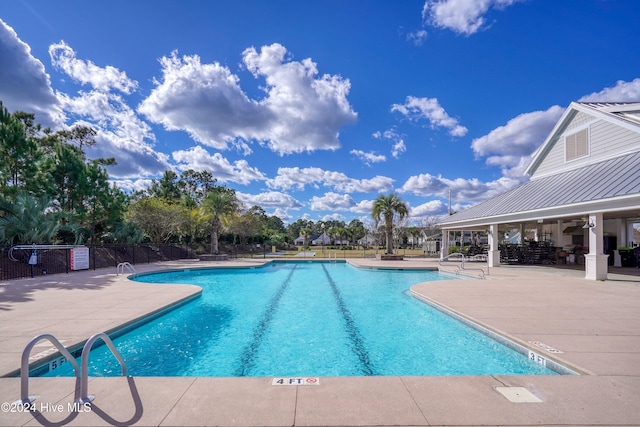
438;102;640;280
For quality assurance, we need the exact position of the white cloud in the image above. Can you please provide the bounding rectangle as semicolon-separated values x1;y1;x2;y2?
0;19;63;126
391;96;467;137
407;30;428;46
266;167;394;193
139;43;357;155
172;146;266;185
351;199;374;214
579;78;640;102
422;0;519;35
470;105;564;175
410;199;448;217
399;172;520;203
350;149;386;165
49;41;138;94
56;89;169;178
392;140;407;159
111;178;154;194
273;208;293;222
373;127;407;158
236;191;303;210
310;192;355;211
320;213;345;222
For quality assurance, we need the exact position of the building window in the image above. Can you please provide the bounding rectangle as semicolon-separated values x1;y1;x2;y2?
565;128;589;161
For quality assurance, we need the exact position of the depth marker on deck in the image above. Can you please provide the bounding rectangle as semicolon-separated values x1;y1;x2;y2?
528;340;563;353
272;377;320;386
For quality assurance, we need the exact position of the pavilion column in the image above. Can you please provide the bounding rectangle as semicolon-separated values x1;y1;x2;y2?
440;230;450;259
488;223;500;267
585;212;609;280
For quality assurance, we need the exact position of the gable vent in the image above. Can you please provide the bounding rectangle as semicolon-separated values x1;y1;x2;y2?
565;128;589;161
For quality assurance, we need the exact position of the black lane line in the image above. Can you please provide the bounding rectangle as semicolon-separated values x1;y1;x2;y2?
321;264;375;375
235;264;298;376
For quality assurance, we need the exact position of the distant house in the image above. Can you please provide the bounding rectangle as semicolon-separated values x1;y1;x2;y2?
311;234;331;245
294;235;316;246
439;102;640;280
357;235;376;246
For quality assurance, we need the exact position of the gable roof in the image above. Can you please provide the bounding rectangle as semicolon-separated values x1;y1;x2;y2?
526;102;640;177
440;102;640;229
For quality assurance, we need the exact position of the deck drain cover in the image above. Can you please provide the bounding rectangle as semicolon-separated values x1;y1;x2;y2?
496;387;542;403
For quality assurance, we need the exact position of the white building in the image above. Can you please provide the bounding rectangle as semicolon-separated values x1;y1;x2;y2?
439;102;640;280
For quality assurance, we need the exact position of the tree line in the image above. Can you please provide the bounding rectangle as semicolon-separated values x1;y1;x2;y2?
0;101;436;254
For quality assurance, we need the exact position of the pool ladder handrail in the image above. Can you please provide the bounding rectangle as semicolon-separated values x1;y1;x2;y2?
15;332;127;406
78;332;128;403
15;334;81;405
438;252;487;279
116;261;137;275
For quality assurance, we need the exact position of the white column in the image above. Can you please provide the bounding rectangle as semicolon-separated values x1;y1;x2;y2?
626;220;635;246
585;212;609;280
440;230;449;259
518;223;524;244
488;223;500;267
614;219;624;267
556;220;564;248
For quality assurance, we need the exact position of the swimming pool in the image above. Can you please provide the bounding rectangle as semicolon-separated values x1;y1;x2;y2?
43;262;557;377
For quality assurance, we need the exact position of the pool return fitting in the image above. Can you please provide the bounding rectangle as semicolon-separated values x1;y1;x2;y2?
15;332;128;406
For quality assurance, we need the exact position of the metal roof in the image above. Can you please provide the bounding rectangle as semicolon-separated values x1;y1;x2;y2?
440;150;640;226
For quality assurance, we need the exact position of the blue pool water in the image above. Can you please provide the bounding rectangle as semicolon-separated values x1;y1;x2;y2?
43;262;556;377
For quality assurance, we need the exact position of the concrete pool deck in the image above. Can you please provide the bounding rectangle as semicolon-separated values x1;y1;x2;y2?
0;258;639;426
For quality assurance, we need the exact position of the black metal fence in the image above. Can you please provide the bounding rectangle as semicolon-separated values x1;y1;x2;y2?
0;244;197;281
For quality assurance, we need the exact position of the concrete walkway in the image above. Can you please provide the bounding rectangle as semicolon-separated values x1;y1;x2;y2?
0;258;639;426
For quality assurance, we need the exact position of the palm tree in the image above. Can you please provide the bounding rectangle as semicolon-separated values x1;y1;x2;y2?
371;193;409;254
0;192;64;244
201;189;240;254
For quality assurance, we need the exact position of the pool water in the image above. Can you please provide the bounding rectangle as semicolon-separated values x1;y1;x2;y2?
43;262;556;377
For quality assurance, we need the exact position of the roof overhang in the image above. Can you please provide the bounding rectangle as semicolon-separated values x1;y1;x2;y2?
440;193;640;230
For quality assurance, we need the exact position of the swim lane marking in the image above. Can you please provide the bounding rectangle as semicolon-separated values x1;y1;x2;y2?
235;264;298;376
321;264;375;375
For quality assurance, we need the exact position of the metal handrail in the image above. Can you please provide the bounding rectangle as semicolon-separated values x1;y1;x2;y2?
116;262;137;275
77;332;128;404
15;334;80;404
439;252;486;279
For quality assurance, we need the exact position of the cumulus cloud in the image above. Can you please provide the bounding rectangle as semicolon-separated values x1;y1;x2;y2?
471;105;564;176
391;96;467;137
49;41;138;94
57;88;169;178
373;127;407;158
272;208;293;222
236;191;303;210
139;43;357;155
0;19;63;125
579;78;640;102
392;140;407;158
350;149;386;165
172;146;266;185
351;199;374;214
399;172;520;203
111;178;154;194
310;192;356;211
266;167;394;193
422;0;520;35
410;199;448;217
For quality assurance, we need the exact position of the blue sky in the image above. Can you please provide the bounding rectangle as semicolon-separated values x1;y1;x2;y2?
1;0;639;226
